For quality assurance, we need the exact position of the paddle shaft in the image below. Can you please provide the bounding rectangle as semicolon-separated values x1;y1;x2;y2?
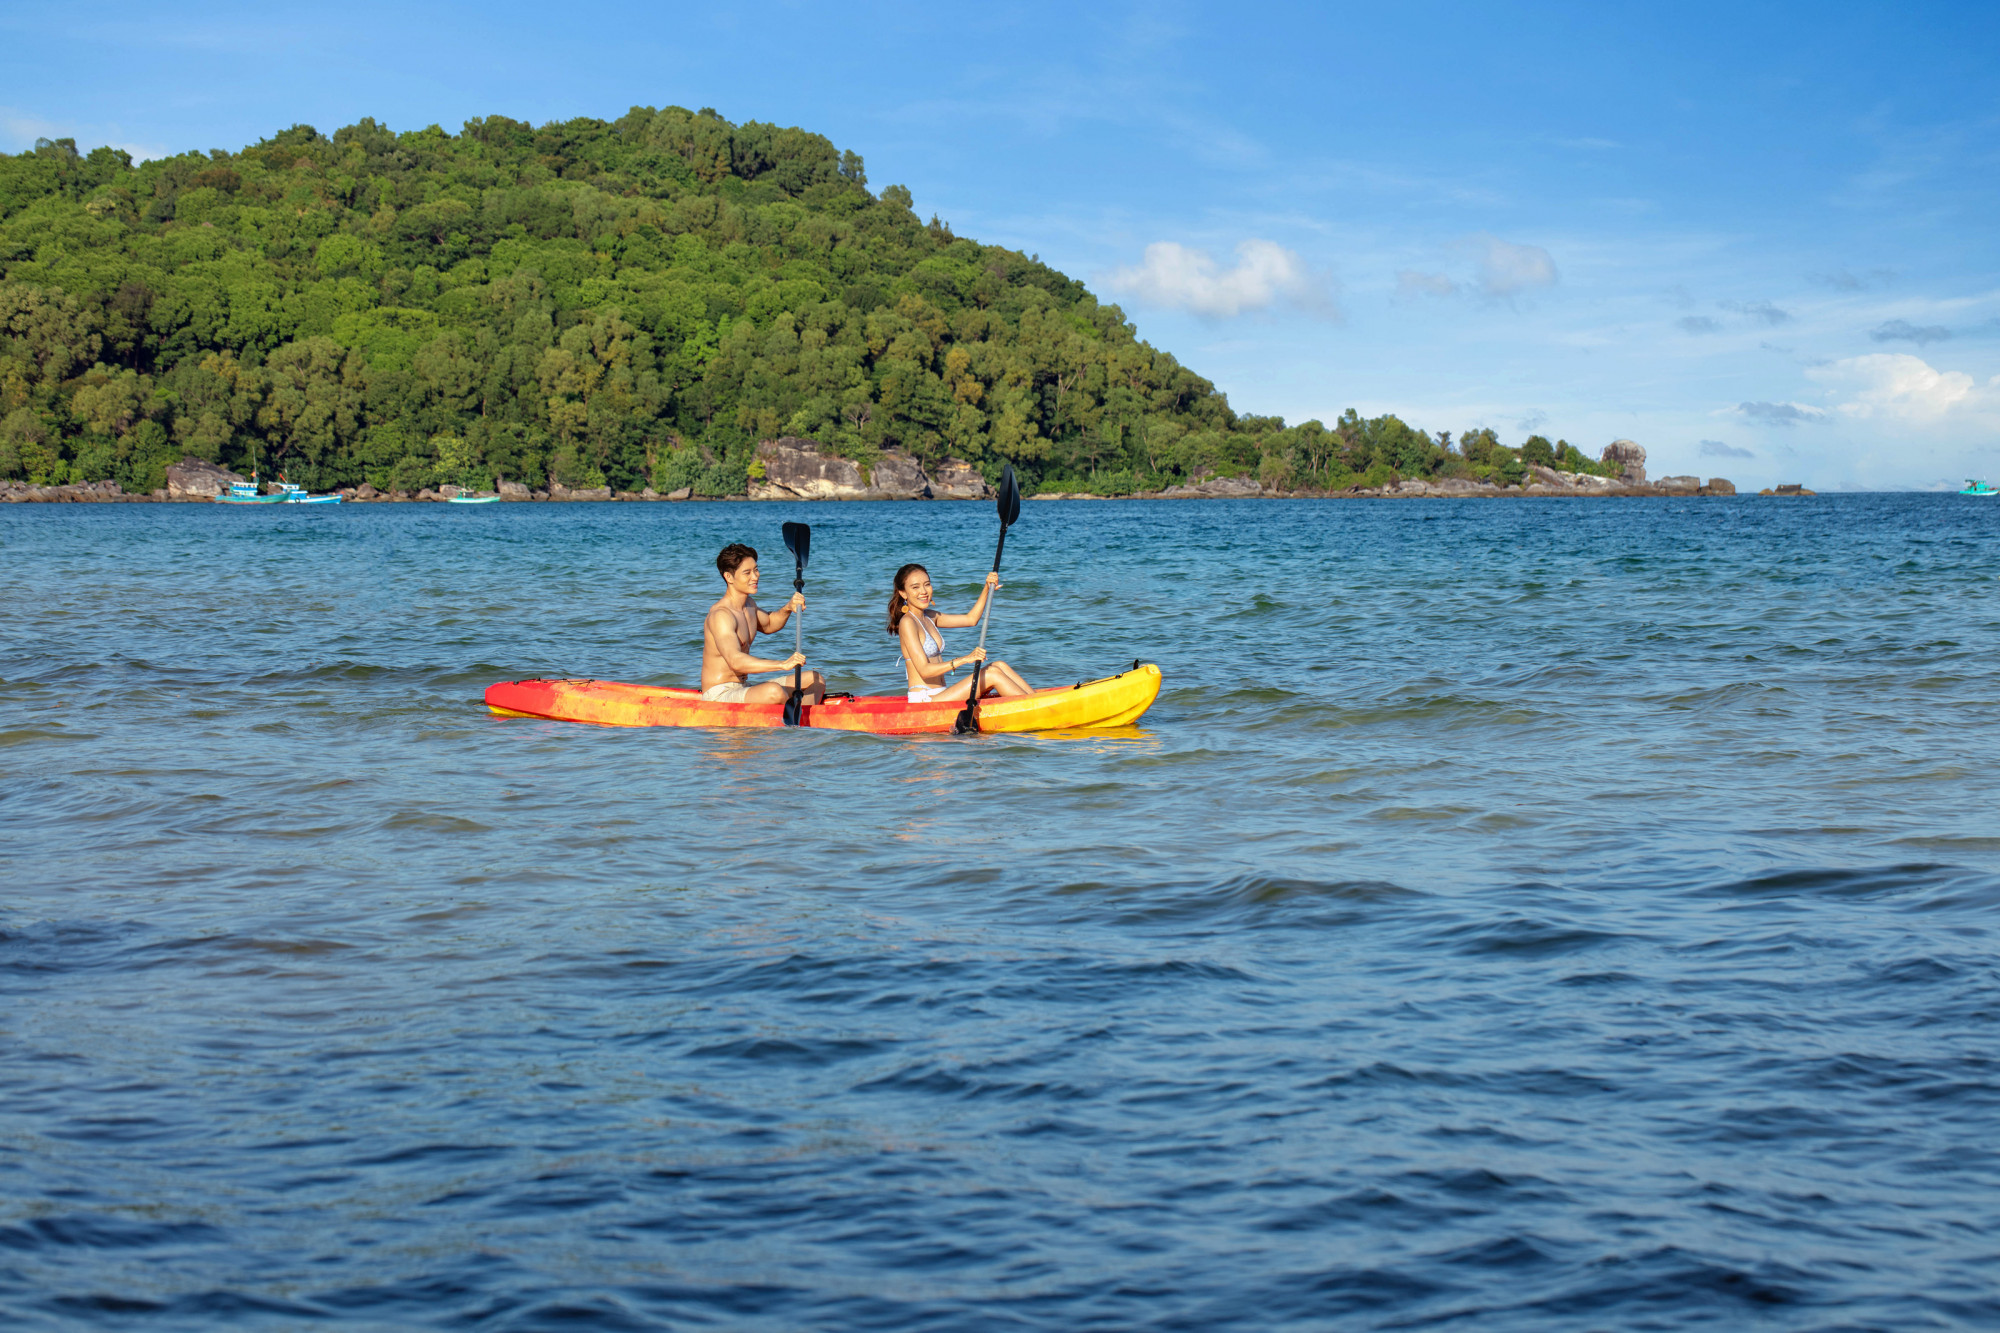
969;526;1008;696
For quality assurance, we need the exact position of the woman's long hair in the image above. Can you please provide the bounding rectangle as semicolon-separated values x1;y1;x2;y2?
886;563;928;635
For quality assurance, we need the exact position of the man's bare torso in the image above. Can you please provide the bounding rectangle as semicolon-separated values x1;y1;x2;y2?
700;597;761;689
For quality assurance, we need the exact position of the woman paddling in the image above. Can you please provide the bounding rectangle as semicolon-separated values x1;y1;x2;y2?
889;563;1032;703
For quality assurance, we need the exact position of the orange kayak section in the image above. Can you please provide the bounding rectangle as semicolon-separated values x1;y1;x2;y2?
485;664;1162;734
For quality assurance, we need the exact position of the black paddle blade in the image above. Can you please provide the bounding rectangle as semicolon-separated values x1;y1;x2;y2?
997;464;1021;528
783;665;803;727
953;666;982;735
781;521;810;575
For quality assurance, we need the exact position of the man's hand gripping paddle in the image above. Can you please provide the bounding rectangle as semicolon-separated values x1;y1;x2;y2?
955;464;1022;735
781;521;810;726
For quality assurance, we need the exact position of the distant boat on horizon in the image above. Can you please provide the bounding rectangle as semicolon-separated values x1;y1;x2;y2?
278;481;342;505
1961;479;1997;497
218;480;282;505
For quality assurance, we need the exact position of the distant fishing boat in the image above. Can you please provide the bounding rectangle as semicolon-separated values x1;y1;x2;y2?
1961;479;1997;497
447;492;502;505
218;480;283;505
278;480;343;505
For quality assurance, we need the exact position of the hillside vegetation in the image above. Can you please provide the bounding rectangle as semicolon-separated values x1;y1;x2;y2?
0;108;1611;495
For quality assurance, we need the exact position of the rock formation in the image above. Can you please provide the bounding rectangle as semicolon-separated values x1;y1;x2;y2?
751;437;866;499
929;459;992;499
164;457;246;498
867;449;927;499
750;437;993;500
1158;475;1265;498
1601;439;1647;485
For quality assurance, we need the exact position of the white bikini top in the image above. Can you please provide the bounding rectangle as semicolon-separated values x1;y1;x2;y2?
897;610;948;680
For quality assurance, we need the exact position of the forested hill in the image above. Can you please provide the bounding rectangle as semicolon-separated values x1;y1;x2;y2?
0;107;1606;495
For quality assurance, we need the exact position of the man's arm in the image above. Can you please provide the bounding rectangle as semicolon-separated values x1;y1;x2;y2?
756;592;806;634
709;607;802;675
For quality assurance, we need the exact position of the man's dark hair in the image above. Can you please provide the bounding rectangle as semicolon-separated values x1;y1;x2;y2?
716;543;757;579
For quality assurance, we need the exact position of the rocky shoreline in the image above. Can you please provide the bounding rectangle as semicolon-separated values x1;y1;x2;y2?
3;439;1759;504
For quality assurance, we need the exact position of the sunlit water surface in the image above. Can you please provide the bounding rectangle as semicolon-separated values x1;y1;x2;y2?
3;495;1998;1329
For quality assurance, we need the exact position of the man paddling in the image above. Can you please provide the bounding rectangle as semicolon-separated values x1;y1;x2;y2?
700;543;826;705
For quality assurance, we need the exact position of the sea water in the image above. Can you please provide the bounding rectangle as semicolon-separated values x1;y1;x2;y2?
2;495;1997;1329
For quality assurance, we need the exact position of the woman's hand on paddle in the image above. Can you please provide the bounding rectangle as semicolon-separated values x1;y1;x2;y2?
984;571;1001;591
959;646;988;668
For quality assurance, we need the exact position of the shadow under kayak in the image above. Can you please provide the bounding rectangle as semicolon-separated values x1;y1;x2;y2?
485;663;1162;734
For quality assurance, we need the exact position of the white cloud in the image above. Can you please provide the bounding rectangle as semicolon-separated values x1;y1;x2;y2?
1806;353;1995;421
1107;239;1337;319
1735;401;1829;426
1396;269;1456;298
1719;299;1792;326
1393;236;1556;304
1870;319;1952;346
1472;235;1558;299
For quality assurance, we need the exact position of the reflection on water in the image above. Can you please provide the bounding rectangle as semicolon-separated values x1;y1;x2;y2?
2;495;1999;1329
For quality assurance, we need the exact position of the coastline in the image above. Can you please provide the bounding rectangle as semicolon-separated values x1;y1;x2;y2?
2;441;1792;505
1;478;1789;504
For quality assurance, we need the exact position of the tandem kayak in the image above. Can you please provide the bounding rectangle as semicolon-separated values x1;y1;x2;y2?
486;663;1162;734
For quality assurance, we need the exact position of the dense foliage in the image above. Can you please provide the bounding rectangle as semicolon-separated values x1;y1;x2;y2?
0;109;1613;495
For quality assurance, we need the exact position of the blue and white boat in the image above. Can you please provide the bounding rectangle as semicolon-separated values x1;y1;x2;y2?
279;481;343;505
447;492;502;505
218;480;283;505
1960;479;1997;497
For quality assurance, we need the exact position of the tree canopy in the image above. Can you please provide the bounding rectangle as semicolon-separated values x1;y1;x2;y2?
0;108;1611;495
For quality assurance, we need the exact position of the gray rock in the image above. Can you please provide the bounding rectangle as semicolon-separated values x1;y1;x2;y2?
1704;477;1737;495
751;437;866;499
1566;472;1621;491
1601;439;1647;484
548;483;612;501
868;449;928;499
929;459;991;499
667;486;693;501
1156;475;1266;498
438;484;465;499
1656;474;1700;491
355;482;381;499
164;457;245;499
497;481;530;500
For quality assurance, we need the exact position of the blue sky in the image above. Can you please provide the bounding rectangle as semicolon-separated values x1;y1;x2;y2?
5;0;1998;489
